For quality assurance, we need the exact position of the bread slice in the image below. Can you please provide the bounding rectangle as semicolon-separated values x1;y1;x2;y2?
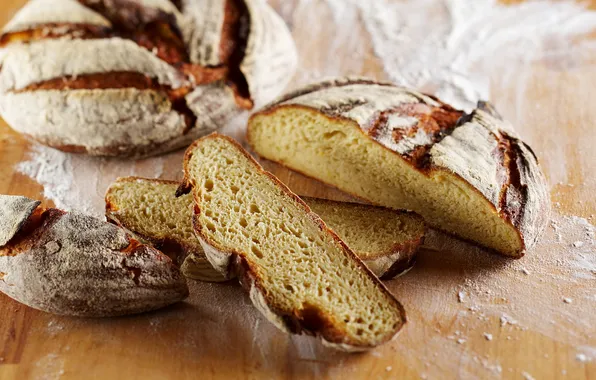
247;77;551;257
0;194;188;317
303;197;424;279
176;133;406;351
105;177;425;281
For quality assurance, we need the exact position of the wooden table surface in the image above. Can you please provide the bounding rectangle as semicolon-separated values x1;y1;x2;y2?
1;0;595;379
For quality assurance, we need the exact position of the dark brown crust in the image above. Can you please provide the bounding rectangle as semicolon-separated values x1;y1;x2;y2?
368;103;464;169
222;0;252;105
248;103;528;257
379;236;422;280
180;133;406;349
0;23;110;47
77;0;188;64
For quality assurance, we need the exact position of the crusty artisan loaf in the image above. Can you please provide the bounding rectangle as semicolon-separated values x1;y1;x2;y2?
0;194;188;317
247;77;551;257
0;0;297;157
176;133;406;351
105;176;425;281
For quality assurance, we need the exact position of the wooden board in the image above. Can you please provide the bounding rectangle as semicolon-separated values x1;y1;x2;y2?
0;0;595;379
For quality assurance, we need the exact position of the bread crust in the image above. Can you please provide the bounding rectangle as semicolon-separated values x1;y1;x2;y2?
0;195;188;317
0;0;297;157
178;133;406;351
247;77;551;256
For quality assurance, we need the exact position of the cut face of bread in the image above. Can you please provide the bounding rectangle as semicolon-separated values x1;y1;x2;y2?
303;197;424;279
0;195;188;317
177;133;406;350
105;177;425;281
105;177;224;282
247;77;551;257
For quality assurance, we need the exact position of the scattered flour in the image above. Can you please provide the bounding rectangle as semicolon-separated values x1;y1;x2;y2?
9;0;596;378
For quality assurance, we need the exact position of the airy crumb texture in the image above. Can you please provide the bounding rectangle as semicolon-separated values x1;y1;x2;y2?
248;82;550;257
105;177;425;281
179;133;406;350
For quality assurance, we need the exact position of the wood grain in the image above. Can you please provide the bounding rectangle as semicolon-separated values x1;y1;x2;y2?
0;0;595;379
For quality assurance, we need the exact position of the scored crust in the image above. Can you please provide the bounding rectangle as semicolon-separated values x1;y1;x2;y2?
177;133;406;351
247;77;551;257
0;0;297;157
0;194;188;317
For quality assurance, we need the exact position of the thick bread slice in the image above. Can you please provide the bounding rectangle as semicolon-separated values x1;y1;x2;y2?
247;77;551;257
0;195;188;317
105;177;425;281
176;133;406;351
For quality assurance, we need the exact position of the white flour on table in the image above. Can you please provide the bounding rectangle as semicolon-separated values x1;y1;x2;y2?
12;0;596;378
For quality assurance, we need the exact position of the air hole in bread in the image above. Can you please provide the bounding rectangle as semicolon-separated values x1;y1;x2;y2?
251;245;263;259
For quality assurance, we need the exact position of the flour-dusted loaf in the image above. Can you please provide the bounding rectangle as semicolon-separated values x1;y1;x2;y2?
0;194;188;317
105;176;425;281
176;133;406;351
248;77;550;257
0;0;297;157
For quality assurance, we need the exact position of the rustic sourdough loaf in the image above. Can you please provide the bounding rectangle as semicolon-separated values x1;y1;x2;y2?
176;133;406;350
0;0;297;156
105;176;425;281
247;77;550;257
0;194;188;317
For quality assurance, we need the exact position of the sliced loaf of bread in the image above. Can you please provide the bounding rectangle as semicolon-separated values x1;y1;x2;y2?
105;177;425;281
176;133;406;351
247;77;550;257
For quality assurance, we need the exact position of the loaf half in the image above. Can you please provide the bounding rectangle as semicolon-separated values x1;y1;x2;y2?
247;77;551;257
0;194;188;317
0;0;297;157
177;133;406;350
105;177;425;281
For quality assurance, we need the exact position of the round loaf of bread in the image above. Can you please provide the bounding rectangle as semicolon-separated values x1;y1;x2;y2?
0;0;297;157
248;77;551;257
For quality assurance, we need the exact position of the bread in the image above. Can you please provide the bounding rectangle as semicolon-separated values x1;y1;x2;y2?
247;77;551;257
0;194;188;317
176;133;406;351
105;177;425;281
302;197;424;279
0;0;297;157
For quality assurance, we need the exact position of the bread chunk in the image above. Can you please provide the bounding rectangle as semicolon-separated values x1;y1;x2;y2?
247;77;550;257
0;195;188;317
177;133;406;350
